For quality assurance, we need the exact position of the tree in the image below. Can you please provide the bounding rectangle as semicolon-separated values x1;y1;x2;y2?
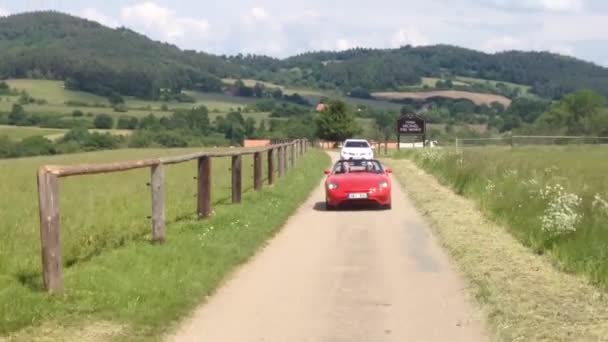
537;90;607;134
93;114;114;129
315;100;361;141
253;82;265;98
108;92;124;105
117;116;139;129
8;104;26;125
373;110;399;142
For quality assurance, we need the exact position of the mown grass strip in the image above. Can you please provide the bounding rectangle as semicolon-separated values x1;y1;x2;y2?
387;158;608;341
2;149;330;341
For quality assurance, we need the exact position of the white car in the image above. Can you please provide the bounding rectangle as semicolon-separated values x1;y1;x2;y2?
340;139;374;160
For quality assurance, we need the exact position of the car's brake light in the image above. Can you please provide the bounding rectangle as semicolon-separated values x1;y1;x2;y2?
327;183;339;190
379;181;389;189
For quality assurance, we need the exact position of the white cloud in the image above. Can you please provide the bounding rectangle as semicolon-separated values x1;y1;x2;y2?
250;7;269;21
482;0;583;12
390;27;430;47
336;38;353;51
537;0;583;12
80;8;118;27
121;2;210;41
482;35;527;52
549;44;575;55
0;7;9;17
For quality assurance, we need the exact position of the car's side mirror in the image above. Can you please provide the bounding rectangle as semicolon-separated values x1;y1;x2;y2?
324;169;331;175
385;168;392;174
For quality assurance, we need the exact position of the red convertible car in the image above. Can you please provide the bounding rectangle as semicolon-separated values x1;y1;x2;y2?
324;159;392;210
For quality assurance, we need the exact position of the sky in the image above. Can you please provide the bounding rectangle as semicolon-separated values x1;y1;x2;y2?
0;0;607;66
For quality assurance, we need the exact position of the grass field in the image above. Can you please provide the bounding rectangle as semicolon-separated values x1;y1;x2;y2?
397;146;608;288
388;157;608;341
4;79;108;105
0;126;133;141
0;147;330;339
1;79;271;122
0;125;67;140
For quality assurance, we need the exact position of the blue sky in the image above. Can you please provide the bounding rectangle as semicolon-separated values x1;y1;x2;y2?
1;0;607;66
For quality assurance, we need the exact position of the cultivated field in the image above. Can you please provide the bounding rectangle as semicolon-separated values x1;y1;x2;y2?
1;79;271;121
400;146;608;288
0;147;329;338
372;90;512;107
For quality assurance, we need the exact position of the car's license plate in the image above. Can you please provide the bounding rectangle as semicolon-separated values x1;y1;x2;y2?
348;193;368;199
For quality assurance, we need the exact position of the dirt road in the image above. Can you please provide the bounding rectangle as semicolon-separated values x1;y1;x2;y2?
169;155;488;342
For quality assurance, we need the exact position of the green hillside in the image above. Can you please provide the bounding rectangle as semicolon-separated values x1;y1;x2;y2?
2;11;608;101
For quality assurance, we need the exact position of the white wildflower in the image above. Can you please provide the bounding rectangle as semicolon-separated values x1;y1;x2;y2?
592;194;608;215
541;186;582;238
484;180;496;193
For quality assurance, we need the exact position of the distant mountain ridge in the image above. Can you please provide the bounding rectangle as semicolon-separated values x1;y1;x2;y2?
1;11;608;100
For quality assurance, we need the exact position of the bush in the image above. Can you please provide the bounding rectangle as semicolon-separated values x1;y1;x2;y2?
94;114;114;129
117;116;139;129
113;104;128;112
72;110;84;117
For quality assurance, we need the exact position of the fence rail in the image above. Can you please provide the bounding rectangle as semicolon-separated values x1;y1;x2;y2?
37;139;309;293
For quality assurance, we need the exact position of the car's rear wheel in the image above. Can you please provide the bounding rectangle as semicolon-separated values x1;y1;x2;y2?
325;201;335;211
383;203;392;210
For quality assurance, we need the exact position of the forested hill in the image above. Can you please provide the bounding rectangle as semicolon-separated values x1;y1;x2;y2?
0;11;240;98
273;46;608;99
2;11;608;100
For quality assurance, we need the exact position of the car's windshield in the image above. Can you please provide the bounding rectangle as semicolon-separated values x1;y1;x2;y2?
333;160;383;174
344;141;369;148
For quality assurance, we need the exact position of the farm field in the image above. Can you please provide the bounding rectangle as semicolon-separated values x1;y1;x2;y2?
1;79;270;119
0;147;329;339
372;90;512;107
455;76;531;93
0;125;66;140
221;78;325;96
0;125;133;140
398;146;608;288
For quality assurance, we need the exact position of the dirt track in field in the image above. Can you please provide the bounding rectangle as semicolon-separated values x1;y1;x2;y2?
168;153;488;342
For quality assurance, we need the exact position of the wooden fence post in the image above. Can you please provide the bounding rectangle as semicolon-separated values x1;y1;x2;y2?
197;156;211;218
290;143;295;167
267;148;275;185
232;155;242;203
254;152;263;191
278;146;284;178
283;145;289;172
37;170;63;293
150;164;165;243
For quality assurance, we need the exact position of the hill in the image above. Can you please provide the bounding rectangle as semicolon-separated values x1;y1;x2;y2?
2;11;608;101
267;46;608;99
0;11;240;99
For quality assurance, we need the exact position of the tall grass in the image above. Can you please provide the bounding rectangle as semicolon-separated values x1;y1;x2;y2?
396;146;608;288
0;148;329;338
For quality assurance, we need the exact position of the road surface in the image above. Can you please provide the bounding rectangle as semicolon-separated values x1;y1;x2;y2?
169;154;488;342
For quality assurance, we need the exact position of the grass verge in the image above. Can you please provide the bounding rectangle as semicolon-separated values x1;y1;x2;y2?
2;149;330;341
387;157;608;341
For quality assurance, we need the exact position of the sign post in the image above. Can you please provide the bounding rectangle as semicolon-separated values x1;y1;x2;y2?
396;113;426;150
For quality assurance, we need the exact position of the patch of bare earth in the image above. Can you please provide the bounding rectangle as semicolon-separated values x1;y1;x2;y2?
2;321;126;342
387;159;608;341
372;90;512;107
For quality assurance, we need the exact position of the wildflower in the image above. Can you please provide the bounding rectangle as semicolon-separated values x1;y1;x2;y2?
541;187;582;238
592;194;608;215
484;180;496;193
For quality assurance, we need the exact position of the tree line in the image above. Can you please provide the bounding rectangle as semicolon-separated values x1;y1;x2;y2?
2;12;608;104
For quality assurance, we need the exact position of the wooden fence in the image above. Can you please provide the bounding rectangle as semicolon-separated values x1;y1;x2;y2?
37;139;309;293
